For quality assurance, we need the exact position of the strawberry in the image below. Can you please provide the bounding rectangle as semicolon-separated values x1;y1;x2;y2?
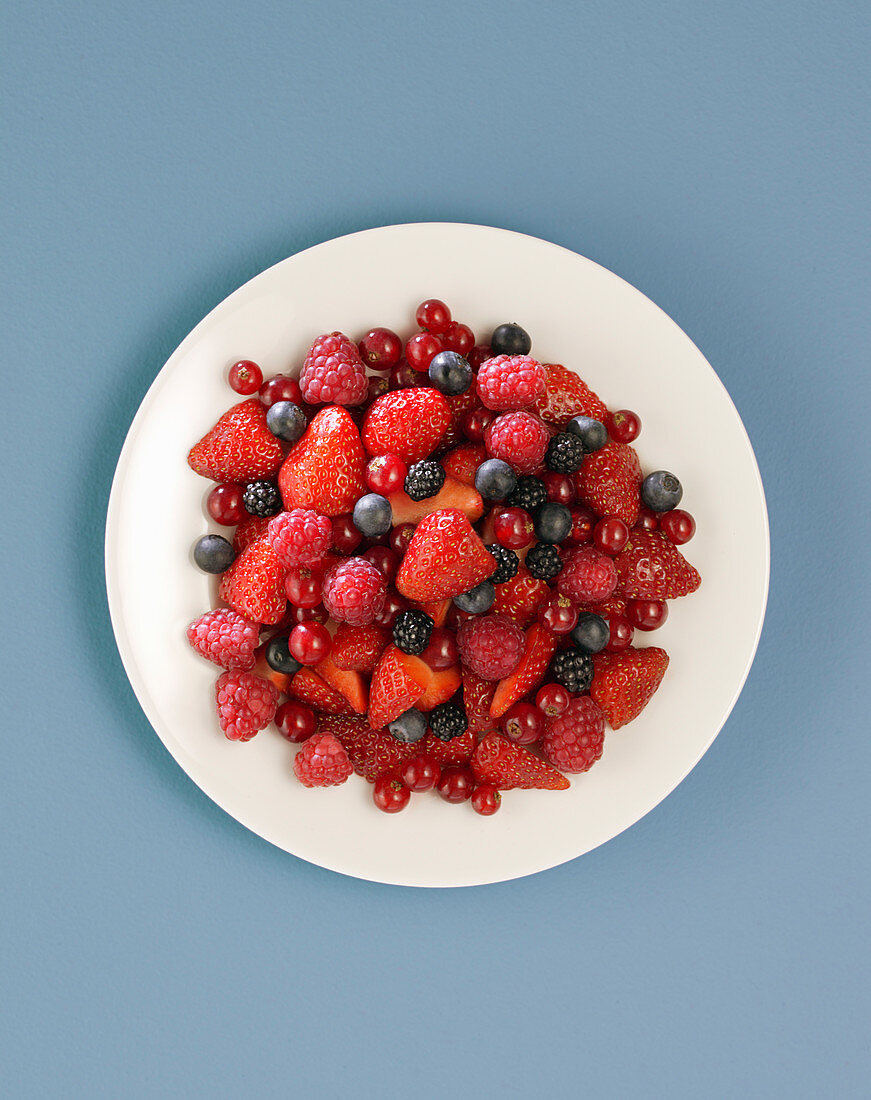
578;596;628;620
232;514;271;554
471;733;569;790
278;406;366;516
388;477;484;525
252;648;293;696
491;565;550;626
414;599;452;628
321;714;419;782
462;668;498;734
490;624;558;719
613;531;701;600
289;667;355;716
441;444;487;487
422;726;477;767
395;509;495;602
368;645;433;730
591;646;669;729
575;441;642;527
314;654;368;714
330;623;389;674
533;363;608;428
417;665;462;711
218;538;286;625
188;399;284;482
362;388;452;465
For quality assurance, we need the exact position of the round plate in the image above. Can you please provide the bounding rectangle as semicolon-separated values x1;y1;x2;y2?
105;223;769;887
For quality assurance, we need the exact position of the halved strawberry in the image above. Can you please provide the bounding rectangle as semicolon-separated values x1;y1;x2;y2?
441;444;488;487
416;665;462;711
575;442;642;527
330;623;389;674
388;477;484;525
613;531;701;599
321;714;419;782
314;654;368;714
490;624;558;719
462;668;498;734
422;726;477;767
471;733;569;790
289;667;355;716
218;538;286;625
590;646;669;729
188;399;284;482
414;599;451;628
362;388;452;464
395;509;494;602
533;363;609;428
491;565;550;626
368;645;433;730
252;648;293;696
278;405;366;516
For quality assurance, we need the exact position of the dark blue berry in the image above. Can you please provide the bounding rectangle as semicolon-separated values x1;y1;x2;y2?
453;580;496;614
404;460;445;501
265;635;302;674
266;401;307;443
428;350;472;396
571;612;610;654
533;502;572;544
474;458;517;502
641;470;683;512
193;534;235;574
490;323;532;356
243;480;281;517
353;493;392;537
388;707;428;743
566;415;608;453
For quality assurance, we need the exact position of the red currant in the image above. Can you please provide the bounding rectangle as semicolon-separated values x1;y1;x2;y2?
389;360;422;390
284;567;324;609
567;506;596;545
206;483;245;525
461;406;494;442
543;472;575;505
468;344;493;370
606;614;635;651
259;373;302;407
635;508;659;533
331;513;363;554
287;604;329;625
366;375;389;405
362;545;399;582
388;523;416;556
593;516;630;555
228;360;263;395
660;509;696;544
373;772;411;812
420;627;459;670
471;784;502;816
415;299;452;335
405;332;443;371
374;590;410;628
437;765;475;803
608;409;641;443
274;701;316;743
627;599;669;631
500;702;544;745
358;327;402;371
441;321;475;356
366;454;407;495
400;753;442;792
535;682;570;718
288;622;331;665
493;507;534;550
537;594;578;634
445;605;474;631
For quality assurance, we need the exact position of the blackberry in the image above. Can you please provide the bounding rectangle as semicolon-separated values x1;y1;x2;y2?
486;544;520;585
549;648;594;693
242;480;281;517
392;609;434;655
545;432;585;474
507;475;546;512
404;460;446;501
429;701;468;741
525;542;562;581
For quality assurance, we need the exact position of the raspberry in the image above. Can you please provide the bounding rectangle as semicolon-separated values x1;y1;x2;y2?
292;732;353;787
457;614;525;681
476;355;546;411
322;557;387;626
557;547;618;605
187;608;260;671
215;670;279;742
267;509;332;568
542;697;605;773
300;332;368;406
484;411;550;474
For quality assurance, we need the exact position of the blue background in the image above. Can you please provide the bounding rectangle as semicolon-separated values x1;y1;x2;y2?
3;2;870;1096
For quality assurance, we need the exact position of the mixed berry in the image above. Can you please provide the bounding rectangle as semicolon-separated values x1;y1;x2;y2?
186;299;702;815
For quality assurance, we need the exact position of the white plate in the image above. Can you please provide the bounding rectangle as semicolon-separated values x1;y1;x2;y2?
106;223;769;887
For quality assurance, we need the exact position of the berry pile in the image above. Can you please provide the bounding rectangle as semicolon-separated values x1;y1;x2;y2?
186;300;701;815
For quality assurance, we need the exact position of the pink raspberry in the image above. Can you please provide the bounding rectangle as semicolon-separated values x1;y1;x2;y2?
558;547;618;604
322;557;387;626
268;508;332;568
215;670;279;742
457;614;525;681
484;411;550;473
187;608;260;670
293;731;354;787
300;332;368;406
476;355;546;411
542;696;605;773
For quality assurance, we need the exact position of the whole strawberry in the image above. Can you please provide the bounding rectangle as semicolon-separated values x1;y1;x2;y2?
575;441;642;526
187;608;259;670
534;363;609;428
614;531;701;599
293;731;354;787
218;537;286;624
188;399;284;482
278;405;367;516
215;670;279;741
591;646;669;729
362;388;452;465
395;508;495;602
300;332;368;406
542;697;606;772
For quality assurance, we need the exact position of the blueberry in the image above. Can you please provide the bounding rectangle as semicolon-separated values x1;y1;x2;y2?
474;458;517;502
388;707;427;743
566;415;608;453
453;580;496;614
571;612;610;654
193;534;235;574
490;322;532;356
428;350;472;396
533;502;572;544
266;401;307;443
353;493;392;537
641;470;683;512
265;635;302;674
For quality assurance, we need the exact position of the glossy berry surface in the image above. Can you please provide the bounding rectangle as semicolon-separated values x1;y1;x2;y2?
373;590;411;628
542;471;575;505
571;612;610;654
259;373;302;408
627;598;669;631
437;766;475;803
500;702;544;745
606;614;635;651
475;458;517;502
388;523;416;556
441;322;475;356
388;707;428;743
486;544;520;585
635;508;659;533
609;409;641;443
193;534;235;574
352;493;393;537
400;753;441;792
453;580;496;615
228;360;263;395
567;506;596;545
404;460;446;501
265;635;302;674
507;475;547;512
284;566;324;608
405;331;443;371
525;542;563;582
566;415;608;453
366;454;407;495
331;513;364;554
538;594;578;634
641;470;683;512
468;344;493;370
428;350;472;396
358;327;402;371
533;503;572;544
660;509;696;544
461;406;494;442
535;682;571;718
242;480;281;517
471;784;502;816
415;298;452;334
549;648;594;693
493;507;534;549
545;432;585;474
593;516;630;555
289;622;332;665
392;609;434;655
266;401;307;443
207;483;245;526
274;700;316;743
420;627;459;670
373;772;411;813
490;322;532;356
362;545;399;582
